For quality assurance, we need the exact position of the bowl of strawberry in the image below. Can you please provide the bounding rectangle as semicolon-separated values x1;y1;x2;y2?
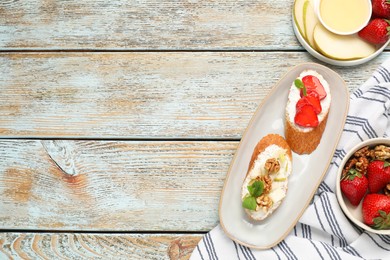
336;138;390;234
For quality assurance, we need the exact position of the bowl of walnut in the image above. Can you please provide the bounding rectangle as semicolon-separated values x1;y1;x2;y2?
336;138;390;234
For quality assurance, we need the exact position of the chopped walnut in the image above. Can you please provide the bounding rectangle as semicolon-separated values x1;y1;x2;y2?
384;184;390;196
256;194;273;211
265;158;280;174
354;146;376;160
354;146;369;157
355;157;369;174
255;175;272;194
342;158;357;176
374;145;390;160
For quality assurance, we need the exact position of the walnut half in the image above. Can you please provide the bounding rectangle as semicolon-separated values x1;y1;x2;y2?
256;194;273;211
265;158;280;174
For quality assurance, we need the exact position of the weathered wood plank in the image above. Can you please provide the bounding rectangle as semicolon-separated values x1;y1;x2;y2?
0;0;299;50
0;233;201;260
0;52;385;139
0;140;236;231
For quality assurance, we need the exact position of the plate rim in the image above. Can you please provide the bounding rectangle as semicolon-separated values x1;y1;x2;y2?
218;62;350;249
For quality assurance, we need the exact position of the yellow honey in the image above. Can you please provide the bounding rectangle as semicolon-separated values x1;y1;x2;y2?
319;0;371;34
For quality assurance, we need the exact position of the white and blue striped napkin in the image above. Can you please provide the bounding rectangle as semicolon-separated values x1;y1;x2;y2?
191;59;390;260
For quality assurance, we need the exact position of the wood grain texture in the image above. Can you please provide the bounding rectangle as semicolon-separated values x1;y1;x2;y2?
2;2;389;259
0;0;299;50
0;233;201;259
168;236;201;260
0;52;385;139
0;139;236;231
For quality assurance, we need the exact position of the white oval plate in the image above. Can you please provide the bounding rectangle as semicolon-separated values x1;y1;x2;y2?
336;138;390;235
291;4;390;67
219;63;349;249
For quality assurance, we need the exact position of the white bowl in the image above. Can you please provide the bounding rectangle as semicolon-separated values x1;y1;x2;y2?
336;138;390;235
291;11;390;66
316;0;372;36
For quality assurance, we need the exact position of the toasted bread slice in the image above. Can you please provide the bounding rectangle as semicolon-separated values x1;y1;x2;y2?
241;134;292;221
285;70;331;154
285;113;329;154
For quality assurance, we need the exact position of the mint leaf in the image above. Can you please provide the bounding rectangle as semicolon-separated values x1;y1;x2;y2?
242;196;257;211
247;181;264;197
294;79;307;96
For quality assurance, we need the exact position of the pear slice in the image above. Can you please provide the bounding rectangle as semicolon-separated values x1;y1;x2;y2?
303;0;319;49
293;0;306;39
313;24;376;60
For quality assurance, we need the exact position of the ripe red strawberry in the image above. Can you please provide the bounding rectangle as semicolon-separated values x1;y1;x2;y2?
367;160;390;193
294;104;318;127
305;95;321;114
372;0;390;19
340;168;368;206
302;75;327;100
358;18;390;45
362;193;390;229
300;89;319;98
296;95;321;114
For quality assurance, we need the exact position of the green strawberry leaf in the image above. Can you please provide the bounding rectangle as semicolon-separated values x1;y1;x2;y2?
342;168;361;180
386;20;390;35
247;180;264;197
379;210;388;218
242;195;257;211
294;79;307;96
384;161;390;168
372;210;390;230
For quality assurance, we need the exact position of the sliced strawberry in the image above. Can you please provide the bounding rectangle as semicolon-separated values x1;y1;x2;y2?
296;96;321;114
302;75;327;100
305;95;321;114
300;89;319;98
294;104;319;127
296;98;310;110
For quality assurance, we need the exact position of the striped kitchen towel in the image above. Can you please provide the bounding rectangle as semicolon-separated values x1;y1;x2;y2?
190;59;390;260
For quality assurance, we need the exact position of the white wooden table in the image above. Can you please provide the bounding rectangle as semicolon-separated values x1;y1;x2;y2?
0;1;388;259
